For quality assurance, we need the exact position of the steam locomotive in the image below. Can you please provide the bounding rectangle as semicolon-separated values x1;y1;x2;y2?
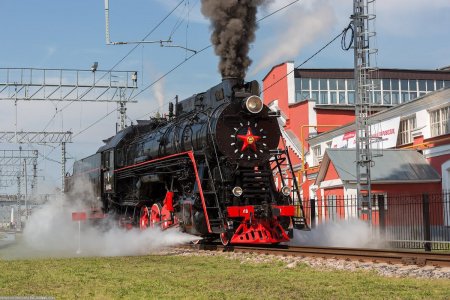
65;78;307;245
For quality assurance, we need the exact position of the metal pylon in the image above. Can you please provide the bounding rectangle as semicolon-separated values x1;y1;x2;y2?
352;0;378;222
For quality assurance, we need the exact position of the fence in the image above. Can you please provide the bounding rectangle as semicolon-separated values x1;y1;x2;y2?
301;191;450;251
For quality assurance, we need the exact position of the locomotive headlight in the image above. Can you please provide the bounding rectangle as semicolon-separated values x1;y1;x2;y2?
232;186;243;197
244;95;263;114
281;186;291;196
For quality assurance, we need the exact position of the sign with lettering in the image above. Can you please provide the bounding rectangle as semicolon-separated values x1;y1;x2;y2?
331;117;400;149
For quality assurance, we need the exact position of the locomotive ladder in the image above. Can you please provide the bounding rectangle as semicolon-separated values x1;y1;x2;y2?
195;151;224;233
270;149;308;230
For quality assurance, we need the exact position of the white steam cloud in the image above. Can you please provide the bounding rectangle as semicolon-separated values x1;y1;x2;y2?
6;176;198;259
251;0;337;75
152;79;165;112
290;219;384;248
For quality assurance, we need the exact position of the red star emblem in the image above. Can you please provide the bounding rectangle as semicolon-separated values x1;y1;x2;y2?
237;127;261;152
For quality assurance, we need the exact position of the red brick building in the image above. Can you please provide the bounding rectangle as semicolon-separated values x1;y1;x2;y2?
262;62;450;206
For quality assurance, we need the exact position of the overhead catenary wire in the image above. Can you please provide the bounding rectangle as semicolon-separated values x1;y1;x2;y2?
60;1;185;140
76;0;307;135
55;0;185;118
261;25;351;96
73;109;117;139
128;0;305;120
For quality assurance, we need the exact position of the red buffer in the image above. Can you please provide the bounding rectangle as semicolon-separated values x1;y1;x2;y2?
227;205;295;244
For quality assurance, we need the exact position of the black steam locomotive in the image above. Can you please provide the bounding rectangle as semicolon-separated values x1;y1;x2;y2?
66;78;307;245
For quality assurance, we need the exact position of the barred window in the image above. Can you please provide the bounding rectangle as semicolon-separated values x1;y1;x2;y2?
312;145;322;166
326;195;337;220
430;106;450;137
397;116;416;145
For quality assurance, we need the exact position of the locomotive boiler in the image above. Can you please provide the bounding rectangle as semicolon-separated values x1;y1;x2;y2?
66;78;307;245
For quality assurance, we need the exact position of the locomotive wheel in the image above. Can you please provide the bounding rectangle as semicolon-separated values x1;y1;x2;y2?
220;224;232;246
139;206;150;230
150;203;162;229
161;205;174;230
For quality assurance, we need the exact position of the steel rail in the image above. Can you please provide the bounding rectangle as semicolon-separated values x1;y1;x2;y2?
183;244;450;268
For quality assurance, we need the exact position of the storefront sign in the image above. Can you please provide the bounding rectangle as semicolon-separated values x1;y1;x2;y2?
331;117;400;149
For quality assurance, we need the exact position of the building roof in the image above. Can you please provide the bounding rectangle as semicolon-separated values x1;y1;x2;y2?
315;149;441;185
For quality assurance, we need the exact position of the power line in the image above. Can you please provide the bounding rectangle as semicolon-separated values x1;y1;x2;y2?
54;0;186;119
73;109;116;139
53;0;184;141
257;0;301;23
75;0;304;134
129;0;303;119
261;26;348;96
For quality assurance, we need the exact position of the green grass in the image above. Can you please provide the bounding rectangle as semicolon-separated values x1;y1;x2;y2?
0;254;449;299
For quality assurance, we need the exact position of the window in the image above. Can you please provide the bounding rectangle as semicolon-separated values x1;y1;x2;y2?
319;79;327;90
347;79;355;90
301;78;310;91
301;91;310;100
312;145;322;166
326;141;332;149
397;116;416;145
426;80;435;91
330;92;337;104
400;79;408;90
326;195;337;220
311;79;319;90
392;92;399;104
410;79;417;91
329;79;337;90
362;193;388;211
417;80;425;92
391;79;399;91
430;106;450;137
383;92;391;105
348;91;355;104
401;92;409;103
382;79;391;90
319;92;328;104
373;91;382;104
339;92;346;104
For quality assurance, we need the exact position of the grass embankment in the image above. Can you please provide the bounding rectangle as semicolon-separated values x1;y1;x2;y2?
0;255;449;299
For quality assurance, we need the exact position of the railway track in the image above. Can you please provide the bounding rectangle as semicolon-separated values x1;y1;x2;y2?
182;243;450;268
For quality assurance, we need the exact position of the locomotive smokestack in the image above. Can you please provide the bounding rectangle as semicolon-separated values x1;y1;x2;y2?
201;0;268;80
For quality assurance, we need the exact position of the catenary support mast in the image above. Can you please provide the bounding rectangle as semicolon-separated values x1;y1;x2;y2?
352;0;378;221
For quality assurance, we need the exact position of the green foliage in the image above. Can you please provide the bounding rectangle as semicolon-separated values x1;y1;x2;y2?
0;255;449;299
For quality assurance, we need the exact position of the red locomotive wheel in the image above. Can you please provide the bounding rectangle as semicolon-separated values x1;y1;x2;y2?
150;203;162;228
220;223;232;246
139;206;150;230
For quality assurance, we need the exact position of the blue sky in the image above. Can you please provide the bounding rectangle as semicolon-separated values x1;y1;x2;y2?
0;0;449;192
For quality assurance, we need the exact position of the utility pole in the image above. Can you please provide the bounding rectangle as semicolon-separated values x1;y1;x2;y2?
117;88;127;132
16;174;21;231
61;141;66;193
352;0;377;222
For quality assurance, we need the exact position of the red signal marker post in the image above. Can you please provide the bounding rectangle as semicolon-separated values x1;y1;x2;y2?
72;212;87;254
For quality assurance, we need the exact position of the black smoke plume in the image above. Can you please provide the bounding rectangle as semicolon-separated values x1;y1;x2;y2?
201;0;267;79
